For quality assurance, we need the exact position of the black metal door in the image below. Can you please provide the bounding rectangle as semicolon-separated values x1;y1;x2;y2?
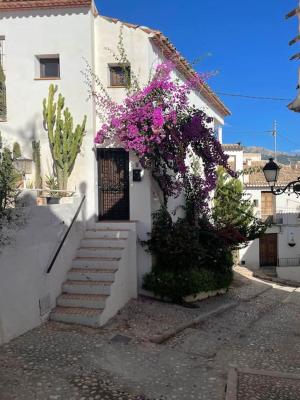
97;148;129;220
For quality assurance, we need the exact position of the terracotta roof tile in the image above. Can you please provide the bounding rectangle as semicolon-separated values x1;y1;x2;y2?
222;144;243;151
101;15;231;118
0;0;91;11
245;160;300;187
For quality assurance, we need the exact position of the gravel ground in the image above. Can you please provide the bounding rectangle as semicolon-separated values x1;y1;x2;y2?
0;267;299;400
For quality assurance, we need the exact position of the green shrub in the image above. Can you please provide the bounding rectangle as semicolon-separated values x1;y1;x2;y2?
143;268;233;303
142;206;234;302
0;147;19;218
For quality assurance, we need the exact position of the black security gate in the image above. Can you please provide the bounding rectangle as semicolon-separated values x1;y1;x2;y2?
97;148;129;220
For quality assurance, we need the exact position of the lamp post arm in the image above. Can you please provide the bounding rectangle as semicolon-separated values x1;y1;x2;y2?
271;177;300;196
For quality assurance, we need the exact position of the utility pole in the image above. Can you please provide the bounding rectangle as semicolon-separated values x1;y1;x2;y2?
273;120;277;161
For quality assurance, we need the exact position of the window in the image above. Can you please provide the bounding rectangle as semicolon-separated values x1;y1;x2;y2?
36;55;60;79
261;191;275;222
109;64;130;87
0;36;6;121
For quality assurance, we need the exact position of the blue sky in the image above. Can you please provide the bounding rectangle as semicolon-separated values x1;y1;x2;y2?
96;0;300;153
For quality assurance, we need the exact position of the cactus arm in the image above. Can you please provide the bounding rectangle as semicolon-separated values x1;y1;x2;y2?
68;115;86;175
43;85;86;191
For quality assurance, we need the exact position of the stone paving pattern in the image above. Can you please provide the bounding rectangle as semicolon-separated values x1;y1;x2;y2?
237;371;300;400
0;267;300;399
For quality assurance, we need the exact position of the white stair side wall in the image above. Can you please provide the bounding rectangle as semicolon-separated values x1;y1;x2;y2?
100;229;138;325
0;196;86;344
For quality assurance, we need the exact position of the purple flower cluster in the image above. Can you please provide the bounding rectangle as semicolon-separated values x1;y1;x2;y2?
94;62;232;214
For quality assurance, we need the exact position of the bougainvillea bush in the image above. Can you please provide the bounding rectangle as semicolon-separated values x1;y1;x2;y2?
93;61;231;212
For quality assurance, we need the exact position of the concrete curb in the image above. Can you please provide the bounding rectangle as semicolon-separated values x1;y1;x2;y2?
149;302;237;344
225;367;238;400
253;272;300;288
225;367;300;400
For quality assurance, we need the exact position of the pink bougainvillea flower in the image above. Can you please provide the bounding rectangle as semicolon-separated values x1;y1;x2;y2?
91;61;232;214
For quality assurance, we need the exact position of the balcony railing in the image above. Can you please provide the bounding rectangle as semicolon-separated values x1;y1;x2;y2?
258;211;300;225
278;258;300;267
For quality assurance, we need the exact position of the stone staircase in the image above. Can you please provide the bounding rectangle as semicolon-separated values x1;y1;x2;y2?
50;224;137;327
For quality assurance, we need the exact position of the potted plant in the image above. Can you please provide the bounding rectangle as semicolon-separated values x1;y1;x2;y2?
45;175;60;204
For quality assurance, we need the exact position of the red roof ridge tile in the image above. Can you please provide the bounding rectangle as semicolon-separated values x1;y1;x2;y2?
0;0;91;11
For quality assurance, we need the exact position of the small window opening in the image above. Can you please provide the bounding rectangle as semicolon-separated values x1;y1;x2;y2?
37;55;60;79
109;64;130;87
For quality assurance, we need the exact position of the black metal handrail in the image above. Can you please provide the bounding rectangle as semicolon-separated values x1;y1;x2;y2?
46;195;86;274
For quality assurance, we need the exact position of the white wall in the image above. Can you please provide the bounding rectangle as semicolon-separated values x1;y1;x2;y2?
0;197;85;344
240;187;300;269
239;239;260;269
225;150;244;174
0;7;96;221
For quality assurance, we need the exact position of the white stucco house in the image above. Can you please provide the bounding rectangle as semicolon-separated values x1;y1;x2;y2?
223;147;300;283
0;0;230;342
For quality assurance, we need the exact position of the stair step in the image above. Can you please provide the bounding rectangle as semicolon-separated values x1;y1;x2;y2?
77;247;124;258
50;306;102;327
90;227;130;231
62;280;113;295
81;238;127;248
72;256;120;270
85;229;129;239
67;267;117;282
57;293;107;309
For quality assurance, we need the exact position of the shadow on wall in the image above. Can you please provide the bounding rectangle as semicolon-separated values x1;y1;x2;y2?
0;181;90;345
1;114;42;156
240;212;300;271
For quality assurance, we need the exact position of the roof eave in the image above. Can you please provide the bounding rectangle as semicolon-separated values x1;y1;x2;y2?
150;34;231;118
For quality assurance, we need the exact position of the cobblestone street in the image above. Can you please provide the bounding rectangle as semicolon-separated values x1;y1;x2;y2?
0;268;300;400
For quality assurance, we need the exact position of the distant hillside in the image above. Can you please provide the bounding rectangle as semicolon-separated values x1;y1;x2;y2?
243;146;300;165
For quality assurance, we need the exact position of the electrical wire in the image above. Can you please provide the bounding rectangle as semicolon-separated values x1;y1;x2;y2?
276;132;300;150
215;91;291;101
225;131;272;136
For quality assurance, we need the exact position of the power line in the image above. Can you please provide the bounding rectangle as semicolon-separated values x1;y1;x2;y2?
224;130;300;152
276;132;300;149
215;91;291;101
224;130;272;136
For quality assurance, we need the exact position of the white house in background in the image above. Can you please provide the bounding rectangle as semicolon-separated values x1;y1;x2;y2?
221;143;244;176
237;153;300;283
0;0;230;340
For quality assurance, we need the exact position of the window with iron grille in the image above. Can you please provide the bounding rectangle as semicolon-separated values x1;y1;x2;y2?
0;37;6;121
109;64;130;87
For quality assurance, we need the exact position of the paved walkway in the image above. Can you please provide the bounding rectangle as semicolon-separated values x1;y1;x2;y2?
0;268;300;400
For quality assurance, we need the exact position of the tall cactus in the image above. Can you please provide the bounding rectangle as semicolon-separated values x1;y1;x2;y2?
12;142;21;159
32;140;42;188
43;84;86;191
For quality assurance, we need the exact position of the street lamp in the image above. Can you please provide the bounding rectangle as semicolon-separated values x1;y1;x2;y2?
263;158;300;195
